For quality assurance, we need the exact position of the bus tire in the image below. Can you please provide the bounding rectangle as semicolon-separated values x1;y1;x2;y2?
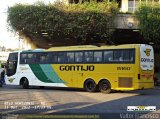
84;79;97;92
98;79;111;94
21;78;29;89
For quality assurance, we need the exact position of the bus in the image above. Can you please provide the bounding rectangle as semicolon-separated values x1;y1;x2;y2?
5;44;154;93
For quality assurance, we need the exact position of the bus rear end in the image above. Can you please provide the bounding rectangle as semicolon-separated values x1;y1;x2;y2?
137;44;154;89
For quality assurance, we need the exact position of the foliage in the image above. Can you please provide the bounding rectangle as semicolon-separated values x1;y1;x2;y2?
7;1;118;47
136;2;160;43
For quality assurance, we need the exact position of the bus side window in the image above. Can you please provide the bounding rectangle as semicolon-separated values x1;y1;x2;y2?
122;50;130;62
84;51;93;63
75;52;83;63
130;57;133;61
26;53;39;64
94;51;102;63
119;57;123;61
104;51;113;62
57;52;65;63
129;50;135;62
40;55;47;63
58;57;62;62
114;50;123;62
40;53;49;63
33;53;40;63
20;53;27;64
66;52;74;63
108;57;113;61
49;52;57;63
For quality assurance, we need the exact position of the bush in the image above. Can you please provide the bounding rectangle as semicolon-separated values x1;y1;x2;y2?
7;1;118;47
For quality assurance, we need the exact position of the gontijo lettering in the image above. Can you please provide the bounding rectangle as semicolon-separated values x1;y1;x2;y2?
60;65;95;71
141;58;154;63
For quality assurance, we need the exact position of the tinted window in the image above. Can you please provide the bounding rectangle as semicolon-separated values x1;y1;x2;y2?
84;51;93;62
39;53;50;63
104;51;113;62
20;53;40;64
114;50;123;62
129;50;135;62
57;52;65;63
113;50;135;62
66;52;74;63
6;61;17;76
75;52;83;63
28;53;39;63
104;49;135;63
20;53;27;63
8;53;18;61
49;52;57;63
94;51;102;62
122;50;130;61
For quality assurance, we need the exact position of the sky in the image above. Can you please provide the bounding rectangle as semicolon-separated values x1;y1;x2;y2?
0;0;56;49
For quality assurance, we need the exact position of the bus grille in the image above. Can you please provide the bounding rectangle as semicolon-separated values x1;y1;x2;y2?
118;77;133;88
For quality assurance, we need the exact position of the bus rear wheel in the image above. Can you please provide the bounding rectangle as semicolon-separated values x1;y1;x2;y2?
84;79;97;92
98;80;111;94
21;78;29;89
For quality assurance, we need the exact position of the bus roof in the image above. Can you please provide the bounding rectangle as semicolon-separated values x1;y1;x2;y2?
22;49;45;52
46;44;141;52
10;44;150;53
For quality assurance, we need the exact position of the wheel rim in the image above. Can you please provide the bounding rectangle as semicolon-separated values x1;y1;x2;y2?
101;82;108;91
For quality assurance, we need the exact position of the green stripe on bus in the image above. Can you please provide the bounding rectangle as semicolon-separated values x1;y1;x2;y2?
29;64;53;83
40;64;65;83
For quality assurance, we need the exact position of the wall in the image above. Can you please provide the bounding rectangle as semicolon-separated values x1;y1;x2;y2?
114;14;139;29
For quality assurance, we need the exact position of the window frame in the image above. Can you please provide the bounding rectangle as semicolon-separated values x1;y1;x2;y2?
19;48;135;64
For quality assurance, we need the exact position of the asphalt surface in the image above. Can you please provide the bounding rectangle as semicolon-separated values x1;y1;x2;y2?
0;85;160;119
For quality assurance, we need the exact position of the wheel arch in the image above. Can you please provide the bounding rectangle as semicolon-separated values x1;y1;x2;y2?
19;77;29;86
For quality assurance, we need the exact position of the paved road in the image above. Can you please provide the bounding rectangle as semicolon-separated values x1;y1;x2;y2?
0;85;160;119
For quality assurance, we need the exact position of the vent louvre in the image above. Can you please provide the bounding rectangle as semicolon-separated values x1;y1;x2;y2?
119;77;133;87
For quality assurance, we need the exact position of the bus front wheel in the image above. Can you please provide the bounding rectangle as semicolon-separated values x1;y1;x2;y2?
98;80;111;94
21;78;29;89
84;79;97;92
